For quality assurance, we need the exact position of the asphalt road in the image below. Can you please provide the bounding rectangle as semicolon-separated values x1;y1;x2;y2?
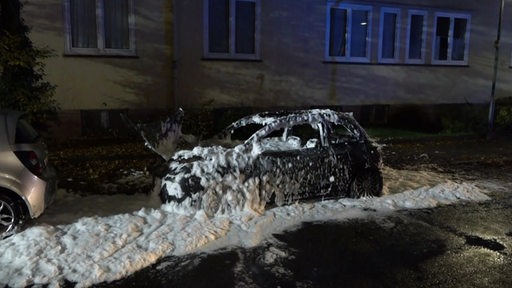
48;134;507;287
93;165;512;288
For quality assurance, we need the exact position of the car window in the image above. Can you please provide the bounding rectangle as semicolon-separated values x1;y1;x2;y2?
328;122;358;144
15;118;40;144
230;123;264;141
289;123;321;148
258;127;302;152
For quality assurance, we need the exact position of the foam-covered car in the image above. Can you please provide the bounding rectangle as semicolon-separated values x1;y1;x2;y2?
160;109;382;216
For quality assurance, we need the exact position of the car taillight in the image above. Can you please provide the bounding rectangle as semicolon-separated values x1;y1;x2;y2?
14;151;44;177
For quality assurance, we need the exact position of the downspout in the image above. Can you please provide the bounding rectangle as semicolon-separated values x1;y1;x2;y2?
172;0;178;108
488;0;505;139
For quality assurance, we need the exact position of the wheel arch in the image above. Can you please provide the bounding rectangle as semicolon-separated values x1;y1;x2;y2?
349;167;383;198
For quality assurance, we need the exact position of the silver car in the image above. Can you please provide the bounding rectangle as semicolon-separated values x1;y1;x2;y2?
0;110;57;238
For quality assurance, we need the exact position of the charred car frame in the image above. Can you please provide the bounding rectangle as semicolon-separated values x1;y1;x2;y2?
159;109;383;215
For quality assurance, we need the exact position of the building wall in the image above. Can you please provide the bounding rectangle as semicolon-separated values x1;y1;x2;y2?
19;0;512;136
23;0;174;111
175;0;512;109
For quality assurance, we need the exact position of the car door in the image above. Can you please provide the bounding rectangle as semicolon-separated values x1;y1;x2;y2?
254;123;336;206
324;120;362;196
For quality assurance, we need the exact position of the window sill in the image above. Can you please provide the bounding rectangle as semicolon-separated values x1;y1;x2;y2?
322;61;470;67
201;57;262;62
64;48;138;58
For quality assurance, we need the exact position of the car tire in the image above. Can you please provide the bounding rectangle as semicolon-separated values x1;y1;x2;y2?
0;194;23;239
349;168;383;198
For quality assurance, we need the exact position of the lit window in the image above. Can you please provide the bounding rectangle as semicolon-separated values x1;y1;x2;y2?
64;0;136;56
432;12;471;65
325;3;372;63
406;10;427;64
379;7;401;63
204;0;260;60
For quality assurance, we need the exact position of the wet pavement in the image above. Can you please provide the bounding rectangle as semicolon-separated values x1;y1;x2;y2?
94;167;512;287
50;133;512;287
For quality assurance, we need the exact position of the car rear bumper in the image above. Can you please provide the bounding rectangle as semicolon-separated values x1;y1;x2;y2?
20;165;57;218
43;165;57;210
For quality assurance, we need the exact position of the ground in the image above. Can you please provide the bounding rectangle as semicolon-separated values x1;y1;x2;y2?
49;137;160;195
48;132;512;196
3;131;508;287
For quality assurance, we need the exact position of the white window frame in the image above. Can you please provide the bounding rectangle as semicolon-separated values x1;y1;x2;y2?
325;3;372;63
378;7;401;64
405;10;427;64
432;12;471;65
203;0;261;60
63;0;136;56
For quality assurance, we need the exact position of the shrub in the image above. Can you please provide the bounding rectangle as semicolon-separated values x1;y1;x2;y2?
496;105;512;129
0;1;59;130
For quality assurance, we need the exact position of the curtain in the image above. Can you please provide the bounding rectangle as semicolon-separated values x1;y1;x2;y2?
104;0;130;49
208;0;230;53
452;18;467;61
235;0;255;54
70;0;97;48
408;14;424;60
329;8;347;57
351;10;368;58
381;12;397;59
435;17;450;60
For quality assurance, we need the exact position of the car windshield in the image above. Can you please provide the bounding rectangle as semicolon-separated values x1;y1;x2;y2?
15;118;40;144
208;123;264;148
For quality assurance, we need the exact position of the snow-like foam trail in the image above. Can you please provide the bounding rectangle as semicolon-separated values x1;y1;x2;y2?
0;167;499;288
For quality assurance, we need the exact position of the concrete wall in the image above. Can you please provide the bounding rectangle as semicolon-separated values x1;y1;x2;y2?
175;0;512;109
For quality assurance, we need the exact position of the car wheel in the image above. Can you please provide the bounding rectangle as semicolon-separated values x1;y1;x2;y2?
0;195;22;239
349;168;383;198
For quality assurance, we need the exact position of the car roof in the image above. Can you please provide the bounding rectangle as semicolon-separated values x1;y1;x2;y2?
214;109;368;143
221;109;356;132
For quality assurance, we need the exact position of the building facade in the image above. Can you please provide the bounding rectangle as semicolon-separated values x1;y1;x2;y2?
22;0;512;134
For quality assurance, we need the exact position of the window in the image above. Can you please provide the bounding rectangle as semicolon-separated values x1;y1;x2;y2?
64;0;136;56
325;3;372;63
432;12;471;65
204;0;260;60
379;7;401;63
406;10;427;64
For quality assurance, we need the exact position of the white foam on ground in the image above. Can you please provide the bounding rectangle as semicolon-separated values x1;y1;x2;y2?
0;167;498;288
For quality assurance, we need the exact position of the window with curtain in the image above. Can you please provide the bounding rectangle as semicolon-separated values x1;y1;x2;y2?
204;0;260;60
406;10;427;64
379;8;400;63
65;0;135;56
325;3;372;63
432;12;471;65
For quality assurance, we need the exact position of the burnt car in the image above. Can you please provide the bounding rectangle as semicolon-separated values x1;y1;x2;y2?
0;110;57;238
160;109;382;216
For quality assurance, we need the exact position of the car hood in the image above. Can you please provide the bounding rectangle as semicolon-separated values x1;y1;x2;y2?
169;144;256;170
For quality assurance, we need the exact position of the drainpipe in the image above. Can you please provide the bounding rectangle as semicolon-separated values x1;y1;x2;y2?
488;0;505;139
